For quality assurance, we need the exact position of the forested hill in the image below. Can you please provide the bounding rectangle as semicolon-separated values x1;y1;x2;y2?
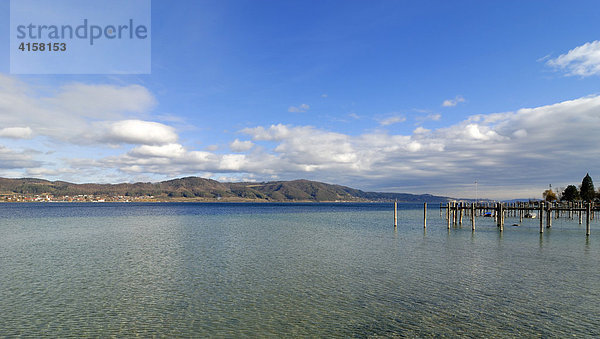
0;177;452;203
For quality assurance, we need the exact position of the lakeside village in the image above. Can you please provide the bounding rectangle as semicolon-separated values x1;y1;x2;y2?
0;193;157;203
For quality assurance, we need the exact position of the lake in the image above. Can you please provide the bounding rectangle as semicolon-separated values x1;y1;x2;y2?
1;202;599;337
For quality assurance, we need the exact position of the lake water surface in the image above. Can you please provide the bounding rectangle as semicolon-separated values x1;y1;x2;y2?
1;202;599;337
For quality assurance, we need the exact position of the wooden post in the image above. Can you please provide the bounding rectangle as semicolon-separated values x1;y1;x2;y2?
539;202;544;233
499;203;504;231
586;202;591;236
494;203;498;223
471;203;475;231
447;202;451;229
579;202;583;224
453;202;458;225
459;202;463;225
569;203;573;219
546;203;552;228
519;202;523;223
394;200;397;228
423;202;427;229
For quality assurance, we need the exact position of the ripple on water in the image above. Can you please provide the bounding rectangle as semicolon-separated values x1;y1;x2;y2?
1;203;600;337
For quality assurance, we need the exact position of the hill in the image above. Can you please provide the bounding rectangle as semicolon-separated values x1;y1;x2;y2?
0;177;452;203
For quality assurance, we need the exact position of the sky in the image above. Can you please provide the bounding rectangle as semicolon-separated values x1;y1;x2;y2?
1;0;600;200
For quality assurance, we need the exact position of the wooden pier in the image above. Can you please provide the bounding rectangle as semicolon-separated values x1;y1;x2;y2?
436;201;597;236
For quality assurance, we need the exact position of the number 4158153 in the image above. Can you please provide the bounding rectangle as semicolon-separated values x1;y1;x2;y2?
18;42;67;52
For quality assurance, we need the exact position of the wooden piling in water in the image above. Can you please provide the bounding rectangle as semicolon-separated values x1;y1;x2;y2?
497;203;504;231
539;202;544;234
453;202;458;226
436;201;597;236
519;203;523;223
586;202;591;236
424;202;427;229
394;201;397;228
471;203;475;230
447;202;451;229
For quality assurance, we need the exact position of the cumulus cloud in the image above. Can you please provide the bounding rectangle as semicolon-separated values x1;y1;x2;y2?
0;127;33;139
11;93;600;199
547;40;600;77
413;127;430;134
5;74;600;199
65;94;600;199
442;95;466;107
104;120;178;145
129;143;186;158
230;139;254;152
288;103;310;113
0;74;160;144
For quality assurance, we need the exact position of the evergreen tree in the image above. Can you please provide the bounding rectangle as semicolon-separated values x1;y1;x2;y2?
561;185;580;202
580;173;595;202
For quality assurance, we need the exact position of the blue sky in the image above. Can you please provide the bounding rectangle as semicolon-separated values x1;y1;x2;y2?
1;0;600;199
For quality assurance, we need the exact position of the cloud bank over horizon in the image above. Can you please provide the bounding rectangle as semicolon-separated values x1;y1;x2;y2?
1;72;600;200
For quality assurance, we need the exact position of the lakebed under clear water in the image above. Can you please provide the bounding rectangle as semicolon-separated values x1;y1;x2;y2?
1;202;599;337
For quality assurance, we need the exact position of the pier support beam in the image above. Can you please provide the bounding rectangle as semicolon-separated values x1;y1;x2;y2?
447;202;451;229
394;201;397;229
539;202;544;234
546;204;552;228
471;203;475;231
497;203;504;231
586;202;591;236
423;202;427;229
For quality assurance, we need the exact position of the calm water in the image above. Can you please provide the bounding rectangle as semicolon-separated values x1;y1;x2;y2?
1;202;599;337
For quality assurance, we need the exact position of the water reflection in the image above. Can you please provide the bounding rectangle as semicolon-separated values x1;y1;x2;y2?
1;203;599;337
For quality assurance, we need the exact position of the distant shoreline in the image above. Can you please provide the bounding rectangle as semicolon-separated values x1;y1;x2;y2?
0;176;452;204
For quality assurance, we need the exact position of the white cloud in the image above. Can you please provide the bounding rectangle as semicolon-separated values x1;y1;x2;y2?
288;103;310;113
547;40;600;77
0;127;33;139
378;115;406;126
442;95;466;107
104;120;178;145
230;139;254;152
413;127;430;134
0;74;161;145
129;143;186;158
26;167;76;177
0;146;42;169
46;83;156;118
5;74;600;200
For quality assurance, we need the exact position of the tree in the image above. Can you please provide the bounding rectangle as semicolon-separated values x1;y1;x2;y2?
580;173;595;202
561;185;580;202
543;189;557;202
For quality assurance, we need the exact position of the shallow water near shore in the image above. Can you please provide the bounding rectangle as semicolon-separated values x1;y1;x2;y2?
1;202;599;336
